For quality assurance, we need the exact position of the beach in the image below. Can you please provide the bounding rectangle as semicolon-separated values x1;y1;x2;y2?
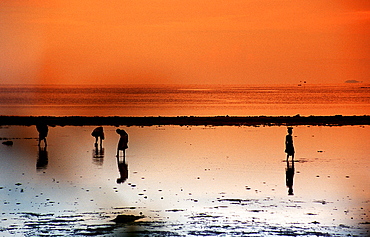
1;124;369;236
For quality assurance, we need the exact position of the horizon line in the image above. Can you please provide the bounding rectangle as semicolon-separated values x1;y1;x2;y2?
0;82;368;87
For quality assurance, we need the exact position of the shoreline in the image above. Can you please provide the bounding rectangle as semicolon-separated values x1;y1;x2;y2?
0;115;369;126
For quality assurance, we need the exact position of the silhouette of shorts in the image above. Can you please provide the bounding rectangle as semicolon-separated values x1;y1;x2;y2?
285;146;295;155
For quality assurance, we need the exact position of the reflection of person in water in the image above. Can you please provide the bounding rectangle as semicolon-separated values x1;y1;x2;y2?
91;126;105;146
92;142;105;166
285;127;295;161
37;146;48;171
286;160;295;195
116;129;128;158
93;143;105;159
36;123;48;147
116;155;128;184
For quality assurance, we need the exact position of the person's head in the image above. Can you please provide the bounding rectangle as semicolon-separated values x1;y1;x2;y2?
116;129;127;136
287;127;293;134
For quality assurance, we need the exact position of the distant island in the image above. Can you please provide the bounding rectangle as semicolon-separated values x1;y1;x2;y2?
0;115;369;127
345;80;363;83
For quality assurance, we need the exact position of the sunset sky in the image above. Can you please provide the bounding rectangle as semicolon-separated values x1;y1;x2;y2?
1;0;369;85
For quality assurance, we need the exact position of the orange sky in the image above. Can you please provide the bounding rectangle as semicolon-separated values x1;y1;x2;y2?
0;0;369;85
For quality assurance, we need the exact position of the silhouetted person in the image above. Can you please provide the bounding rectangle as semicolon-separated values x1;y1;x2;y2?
285;127;295;161
37;146;48;171
116;129;128;158
286;160;295;195
91;127;104;163
91;126;105;147
36;123;48;147
116;155;128;184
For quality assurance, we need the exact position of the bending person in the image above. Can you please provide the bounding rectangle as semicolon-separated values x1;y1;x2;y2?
36;123;48;147
116;129;128;158
91;126;105;146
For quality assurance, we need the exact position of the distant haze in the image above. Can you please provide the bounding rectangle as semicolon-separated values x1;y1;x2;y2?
1;1;369;85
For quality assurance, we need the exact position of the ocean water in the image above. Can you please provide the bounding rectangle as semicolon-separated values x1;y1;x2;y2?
0;84;369;116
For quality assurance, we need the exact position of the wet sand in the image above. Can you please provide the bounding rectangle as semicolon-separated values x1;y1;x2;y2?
0;125;369;236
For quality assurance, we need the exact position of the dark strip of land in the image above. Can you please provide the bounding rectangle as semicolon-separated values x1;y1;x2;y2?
0;115;369;127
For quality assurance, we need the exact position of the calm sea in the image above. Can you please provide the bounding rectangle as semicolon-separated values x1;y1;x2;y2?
0;84;369;116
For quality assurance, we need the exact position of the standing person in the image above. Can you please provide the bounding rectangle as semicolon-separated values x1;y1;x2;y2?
91;126;105;146
285;127;295;161
36;123;48;147
116;129;128;158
